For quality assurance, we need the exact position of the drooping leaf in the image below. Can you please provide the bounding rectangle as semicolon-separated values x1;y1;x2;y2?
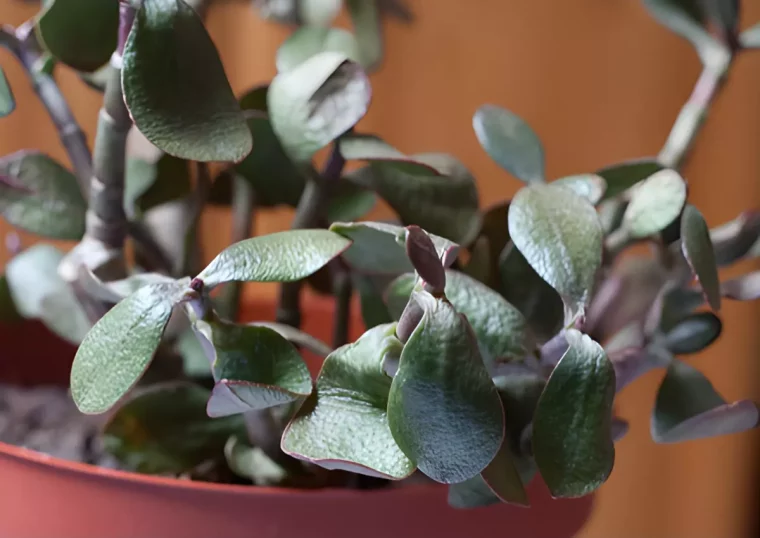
122;0;252;162
387;291;504;483
250;321;333;357
103;382;246;474
472;105;544;183
268;52;371;163
681;204;720;311
622;168;687;239
533;330;615;498
347;0;383;70
124;154;192;218
353;273;393;329
78;62;114;93
596;158;663;200
508;184;603;319
709;210;760;266
35;0;118;72
282;323;415;479
276;26;361;72
196;321;312;416
662;312;722;355
70;280;190;414
721;272;760;301
326;181;376;223
0;67;15;117
198;230;351;288
0;151;86;240
652;359;759;443
654;284;705;333
552;174;606;205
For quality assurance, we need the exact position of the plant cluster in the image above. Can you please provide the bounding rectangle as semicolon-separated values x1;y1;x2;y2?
0;0;758;508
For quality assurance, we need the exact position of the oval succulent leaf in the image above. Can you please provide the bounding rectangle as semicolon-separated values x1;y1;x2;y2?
721;271;760;301
508;184;603;320
405;225;445;292
662;312;721;355
122;0;252;162
533;330;616;498
552;174;606;205
300;0;343;26
198;230;351;288
276;26;361;72
268;52;371;163
652;359;759;443
282;323;415;479
125;154;192;218
0;67;15;117
346;0;383;70
0;151;86;240
199;322;312;416
472;104;544;183
681;204;721;311
622;169;687;239
596;158;663;200
338;134;439;173
70;280;190;414
387;291;505;484
35;0;118;72
709;210;760;267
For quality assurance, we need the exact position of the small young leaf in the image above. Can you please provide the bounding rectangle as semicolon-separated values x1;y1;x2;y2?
709;210;760;266
103;382;245;474
282;323;415;479
681;204;721;311
338;134;434;168
251;321;333;358
552;174;606;205
472;105;544;183
0;67;16;117
70;280;190;414
268;52;371;163
622;169;687;238
533;330;615;498
122;0;252;162
405;225;445;292
276;26;361;72
596;158;663;200
652;360;759;443
0;151;86;240
721;271;760;301
387;292;504;483
347;0;383;70
662;312;721;355
199;322;312;416
508;184;603;319
198;230;351;288
35;0;118;72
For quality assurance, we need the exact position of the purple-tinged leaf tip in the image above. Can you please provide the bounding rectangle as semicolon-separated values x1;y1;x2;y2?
405;225;445;293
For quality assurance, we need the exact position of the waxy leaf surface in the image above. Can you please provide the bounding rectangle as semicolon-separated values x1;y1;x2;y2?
681;204;721;311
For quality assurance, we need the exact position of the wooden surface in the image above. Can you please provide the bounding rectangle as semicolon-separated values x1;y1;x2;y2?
1;1;759;536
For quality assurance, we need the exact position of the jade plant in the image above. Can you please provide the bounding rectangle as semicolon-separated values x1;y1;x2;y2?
1;0;759;508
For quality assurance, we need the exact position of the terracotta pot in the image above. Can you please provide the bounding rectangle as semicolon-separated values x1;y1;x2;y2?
0;294;593;538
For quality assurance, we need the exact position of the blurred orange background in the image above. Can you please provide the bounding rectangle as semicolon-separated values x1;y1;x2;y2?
1;1;759;536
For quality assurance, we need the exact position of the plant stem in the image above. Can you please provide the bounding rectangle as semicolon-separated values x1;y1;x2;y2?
331;264;352;348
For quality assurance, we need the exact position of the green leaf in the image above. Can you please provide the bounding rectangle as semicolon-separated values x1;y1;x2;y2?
224;436;287;485
282;323;415;479
494;373;544;465
0;67;15;117
268;52;370;163
103;382;245;474
596;158;663;200
326;181;377;222
329;221;458;275
198;230;351;288
533;330;615;498
740;23;760;49
353;273;392;329
0;273;21;323
472;105;544;183
387;291;504;483
122;0;252;162
197;321;312;416
552;174;606;205
70;280;190;414
0;151;86;240
681;204;721;311
662;312;721;355
721;271;760;301
338;134;436;169
35;0;118;72
300;0;343;26
652;360;759;443
508;184;603;319
276;26;361;72
124;154;192;218
709;210;760;266
384;272;418;320
622;168;687;239
177;327;212;378
347;0;383;70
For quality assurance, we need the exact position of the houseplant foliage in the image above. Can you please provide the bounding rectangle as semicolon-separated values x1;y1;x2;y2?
0;0;758;510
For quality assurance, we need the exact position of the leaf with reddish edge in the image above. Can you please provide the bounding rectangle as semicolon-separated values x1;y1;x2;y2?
281;323;414;479
652;360;760;443
681;204;721;311
721;271;760;301
405;225;445;292
709;210;760;266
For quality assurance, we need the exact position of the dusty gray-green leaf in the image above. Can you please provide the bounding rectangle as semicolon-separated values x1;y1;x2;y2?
721;271;760;301
552;174;606;205
282;323;415;479
0;151;86;240
70;280;190;414
709;210;760;267
388;291;504;483
300;0;343;26
103;382;245;474
662;312;721;355
198;321;312;416
681;204;720;311
268;52;371;163
596;158;663;200
473;104;544;183
740;23;760;49
224;436;287;485
347;0;383;70
652;360;759;443
35;0;118;72
124;154;192;218
198;229;351;288
326;181;376;222
329;221;458;275
0;67;15;117
276;26;361;72
622;168;687;239
508;184;603;319
122;0;252;162
533;330;615;497
250;321;333;358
